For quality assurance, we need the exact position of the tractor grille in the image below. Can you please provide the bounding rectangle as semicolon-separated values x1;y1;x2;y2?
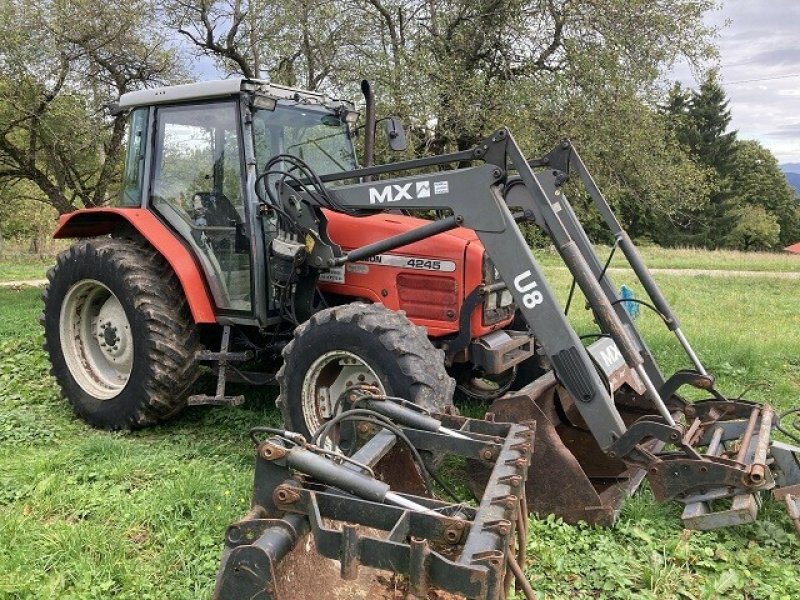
397;273;458;321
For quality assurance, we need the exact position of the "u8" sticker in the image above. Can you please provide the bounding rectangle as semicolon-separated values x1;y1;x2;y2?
513;270;543;309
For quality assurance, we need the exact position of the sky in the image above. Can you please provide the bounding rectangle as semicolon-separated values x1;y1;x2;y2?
670;1;800;165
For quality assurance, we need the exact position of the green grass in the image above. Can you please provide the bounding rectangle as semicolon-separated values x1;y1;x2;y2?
0;259;51;282
0;245;797;286
1;262;799;599
534;245;800;273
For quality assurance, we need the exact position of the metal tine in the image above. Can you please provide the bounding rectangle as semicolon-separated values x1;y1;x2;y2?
706;426;725;457
682;417;703;446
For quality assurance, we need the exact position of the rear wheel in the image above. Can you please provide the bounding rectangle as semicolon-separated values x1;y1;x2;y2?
42;237;201;429
276;303;455;440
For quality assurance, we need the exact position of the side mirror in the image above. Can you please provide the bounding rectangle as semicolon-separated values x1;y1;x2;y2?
384;117;407;152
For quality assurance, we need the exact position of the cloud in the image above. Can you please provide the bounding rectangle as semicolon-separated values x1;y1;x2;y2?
670;0;800;162
765;123;800;139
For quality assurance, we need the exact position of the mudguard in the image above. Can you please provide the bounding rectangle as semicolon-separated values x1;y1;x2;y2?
54;208;216;323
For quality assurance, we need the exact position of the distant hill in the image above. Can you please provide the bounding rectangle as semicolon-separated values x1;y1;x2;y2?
785;173;800;197
780;163;800;174
780;164;800;197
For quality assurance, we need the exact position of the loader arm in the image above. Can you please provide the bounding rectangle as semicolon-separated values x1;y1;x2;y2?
265;128;800;528
279;128;669;452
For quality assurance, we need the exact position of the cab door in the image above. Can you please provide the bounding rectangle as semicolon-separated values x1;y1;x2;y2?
148;101;254;317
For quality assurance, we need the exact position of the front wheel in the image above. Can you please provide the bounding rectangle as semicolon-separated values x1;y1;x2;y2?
276;303;455;440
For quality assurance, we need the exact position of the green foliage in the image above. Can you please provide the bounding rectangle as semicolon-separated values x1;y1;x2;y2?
726;140;800;247
0;182;58;244
722;205;781;251
674;70;738;176
2;253;800;598
0;0;182;214
662;75;797;249
170;0;719;242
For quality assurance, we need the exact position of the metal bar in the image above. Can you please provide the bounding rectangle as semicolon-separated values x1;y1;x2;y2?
568;145;708;374
532;167;664;387
675;328;708;376
749;405;774;485
482;281;507;293
285;446;391;502
735;408;761;464
706;427;725;456
333;215;460;266
635;364;676;426
340;523;360;580
408;537;430;599
384;491;441;516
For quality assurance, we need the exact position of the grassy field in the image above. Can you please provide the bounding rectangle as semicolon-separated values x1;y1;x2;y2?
1;253;799;599
0;259;52;283
533;245;800;274
1;245;798;284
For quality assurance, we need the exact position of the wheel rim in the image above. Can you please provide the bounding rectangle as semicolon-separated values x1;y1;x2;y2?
301;350;386;436
59;280;133;400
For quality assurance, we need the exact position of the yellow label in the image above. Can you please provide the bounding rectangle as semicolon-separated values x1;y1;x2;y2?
305;234;315;253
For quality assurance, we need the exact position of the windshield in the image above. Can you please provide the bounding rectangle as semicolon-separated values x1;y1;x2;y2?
252;104;357;178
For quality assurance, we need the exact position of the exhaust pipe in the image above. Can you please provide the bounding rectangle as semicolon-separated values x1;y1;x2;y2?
360;80;376;181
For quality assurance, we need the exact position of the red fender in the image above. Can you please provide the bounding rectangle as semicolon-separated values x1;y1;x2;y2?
54;208;216;323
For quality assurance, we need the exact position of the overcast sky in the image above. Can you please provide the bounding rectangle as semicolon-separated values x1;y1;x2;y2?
671;1;800;165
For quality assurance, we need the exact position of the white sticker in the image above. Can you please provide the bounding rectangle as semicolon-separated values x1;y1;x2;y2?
346;263;369;274
434;181;449;195
319;266;345;283
551;201;562;213
360;254;456;272
416;181;431;198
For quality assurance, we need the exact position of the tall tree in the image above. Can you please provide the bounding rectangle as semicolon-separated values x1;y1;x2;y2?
726;140;800;248
681;70;737;176
663;71;739;245
0;0;182;214
171;0;718;237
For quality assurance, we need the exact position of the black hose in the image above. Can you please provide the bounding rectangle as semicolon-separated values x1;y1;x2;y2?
610;297;670;325
313;409;437;494
776;407;800;445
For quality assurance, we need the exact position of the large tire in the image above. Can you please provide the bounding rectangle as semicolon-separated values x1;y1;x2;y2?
42;237;201;429
276;303;455;439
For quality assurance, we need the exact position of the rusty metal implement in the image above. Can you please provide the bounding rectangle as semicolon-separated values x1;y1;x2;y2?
214;404;535;600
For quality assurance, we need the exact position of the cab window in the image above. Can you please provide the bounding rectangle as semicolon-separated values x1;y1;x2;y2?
151;102;252;313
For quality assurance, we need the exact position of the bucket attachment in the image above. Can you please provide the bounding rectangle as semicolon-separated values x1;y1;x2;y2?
470;365;667;526
214;402;536;600
471;360;800;534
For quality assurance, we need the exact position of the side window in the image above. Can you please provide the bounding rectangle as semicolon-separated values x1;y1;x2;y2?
117;107;148;206
151;103;251;313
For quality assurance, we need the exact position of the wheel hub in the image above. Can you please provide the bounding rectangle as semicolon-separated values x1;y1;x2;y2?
301;350;385;437
59;280;133;400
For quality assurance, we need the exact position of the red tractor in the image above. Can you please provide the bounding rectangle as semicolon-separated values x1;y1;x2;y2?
43;78;533;437
43;78;800;538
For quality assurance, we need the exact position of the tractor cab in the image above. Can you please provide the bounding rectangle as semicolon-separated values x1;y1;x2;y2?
115;79;359;319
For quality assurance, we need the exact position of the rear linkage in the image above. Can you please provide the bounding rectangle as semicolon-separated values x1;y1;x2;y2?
214;391;536;600
264;130;800;533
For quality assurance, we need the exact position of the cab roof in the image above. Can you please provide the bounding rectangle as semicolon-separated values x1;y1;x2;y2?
118;78;354;112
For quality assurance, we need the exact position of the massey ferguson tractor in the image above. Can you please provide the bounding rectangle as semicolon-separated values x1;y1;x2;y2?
42;78;799;599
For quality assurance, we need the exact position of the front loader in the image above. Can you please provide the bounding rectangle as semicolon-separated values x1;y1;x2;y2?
42;78;800;597
260;124;800;534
